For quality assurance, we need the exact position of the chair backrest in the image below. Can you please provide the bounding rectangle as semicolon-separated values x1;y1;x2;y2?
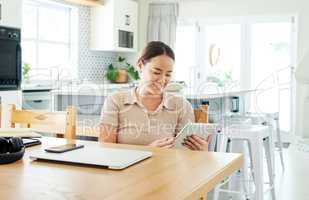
194;104;209;123
8;104;77;139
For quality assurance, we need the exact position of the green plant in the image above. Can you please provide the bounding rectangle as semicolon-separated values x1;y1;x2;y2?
126;62;139;80
105;64;119;81
22;62;31;81
105;56;139;82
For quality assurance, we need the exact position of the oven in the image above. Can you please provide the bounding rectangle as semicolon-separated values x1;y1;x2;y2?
0;26;21;91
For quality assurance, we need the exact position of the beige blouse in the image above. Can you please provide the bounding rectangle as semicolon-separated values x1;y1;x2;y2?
100;87;194;145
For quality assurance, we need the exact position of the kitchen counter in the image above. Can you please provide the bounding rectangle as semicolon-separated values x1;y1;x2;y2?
183;88;260;99
51;83;264;135
51;83;133;96
52;83;260;99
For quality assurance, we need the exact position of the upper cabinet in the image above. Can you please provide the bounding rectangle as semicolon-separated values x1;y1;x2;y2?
0;0;22;28
90;0;138;52
63;0;102;6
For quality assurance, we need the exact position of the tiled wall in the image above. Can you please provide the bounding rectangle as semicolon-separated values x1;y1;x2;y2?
77;6;117;82
77;6;138;82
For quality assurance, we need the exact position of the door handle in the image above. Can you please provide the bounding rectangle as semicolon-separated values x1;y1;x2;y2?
33;100;43;103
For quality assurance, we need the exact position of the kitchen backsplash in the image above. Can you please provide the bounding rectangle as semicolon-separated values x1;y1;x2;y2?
77;6;117;82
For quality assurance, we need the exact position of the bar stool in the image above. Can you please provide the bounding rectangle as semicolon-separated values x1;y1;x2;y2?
251;112;284;170
214;125;276;200
232;112;285;171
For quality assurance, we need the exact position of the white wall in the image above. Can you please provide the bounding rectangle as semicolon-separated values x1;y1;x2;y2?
0;0;22;28
138;0;309;137
137;0;149;51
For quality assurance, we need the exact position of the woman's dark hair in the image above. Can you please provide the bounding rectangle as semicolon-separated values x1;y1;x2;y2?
137;41;175;65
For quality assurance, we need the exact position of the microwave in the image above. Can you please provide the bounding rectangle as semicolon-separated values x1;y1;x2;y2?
0;26;22;91
118;30;134;49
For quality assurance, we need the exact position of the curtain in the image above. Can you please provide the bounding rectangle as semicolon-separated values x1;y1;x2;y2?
147;3;179;49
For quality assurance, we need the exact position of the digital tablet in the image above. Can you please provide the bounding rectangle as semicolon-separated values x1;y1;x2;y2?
175;123;220;149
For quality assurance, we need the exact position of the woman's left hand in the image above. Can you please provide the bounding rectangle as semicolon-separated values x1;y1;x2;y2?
183;135;209;151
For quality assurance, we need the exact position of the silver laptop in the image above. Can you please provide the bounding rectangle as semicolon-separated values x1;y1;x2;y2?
29;145;152;170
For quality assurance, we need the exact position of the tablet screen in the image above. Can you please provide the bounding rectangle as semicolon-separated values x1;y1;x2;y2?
175;123;219;148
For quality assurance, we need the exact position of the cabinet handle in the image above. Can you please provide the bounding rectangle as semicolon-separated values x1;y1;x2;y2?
33;100;43;103
125;15;130;26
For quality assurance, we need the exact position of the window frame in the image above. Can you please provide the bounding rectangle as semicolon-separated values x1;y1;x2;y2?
176;15;297;89
22;0;78;80
175;15;297;134
174;20;199;88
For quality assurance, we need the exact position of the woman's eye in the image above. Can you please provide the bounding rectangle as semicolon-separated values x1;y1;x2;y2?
166;74;171;77
153;72;161;75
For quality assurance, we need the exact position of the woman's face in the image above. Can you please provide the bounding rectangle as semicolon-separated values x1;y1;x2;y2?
139;55;174;95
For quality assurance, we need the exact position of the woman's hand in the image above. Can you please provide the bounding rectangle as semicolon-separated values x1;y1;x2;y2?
183;135;209;151
149;137;175;148
138;81;164;97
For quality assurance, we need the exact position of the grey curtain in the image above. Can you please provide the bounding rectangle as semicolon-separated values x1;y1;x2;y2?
147;3;179;49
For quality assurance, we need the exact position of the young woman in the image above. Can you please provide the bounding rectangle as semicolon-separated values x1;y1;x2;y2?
99;41;209;151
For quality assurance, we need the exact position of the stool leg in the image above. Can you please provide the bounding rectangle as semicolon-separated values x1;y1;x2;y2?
245;139;255;196
218;135;229;152
275;117;285;170
263;137;276;200
228;139;248;198
213;135;229;200
227;139;235;194
213;187;220;200
250;138;264;200
241;140;251;200
268;123;276;177
246;140;255;181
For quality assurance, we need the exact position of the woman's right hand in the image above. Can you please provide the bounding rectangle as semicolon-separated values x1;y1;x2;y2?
138;81;164;97
149;137;175;148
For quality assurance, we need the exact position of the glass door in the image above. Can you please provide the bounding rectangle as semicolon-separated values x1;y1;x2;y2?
175;23;198;89
250;19;295;133
202;23;242;89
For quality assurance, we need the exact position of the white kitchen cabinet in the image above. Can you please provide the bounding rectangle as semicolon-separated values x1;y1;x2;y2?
90;0;138;52
0;90;22;127
0;0;22;28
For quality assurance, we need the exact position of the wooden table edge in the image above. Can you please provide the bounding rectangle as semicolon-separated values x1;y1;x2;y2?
184;154;244;200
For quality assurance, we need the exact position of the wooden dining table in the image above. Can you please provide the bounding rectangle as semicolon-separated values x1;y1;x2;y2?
0;137;243;200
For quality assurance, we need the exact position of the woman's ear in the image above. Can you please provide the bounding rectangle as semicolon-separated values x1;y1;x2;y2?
137;60;144;72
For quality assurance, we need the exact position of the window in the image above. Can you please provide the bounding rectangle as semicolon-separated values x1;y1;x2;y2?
174;24;197;86
175;16;296;133
202;23;241;85
22;0;78;80
175;21;241;89
250;21;294;133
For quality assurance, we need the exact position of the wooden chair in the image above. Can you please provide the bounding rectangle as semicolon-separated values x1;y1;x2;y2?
194;104;209;123
8;104;77;139
194;104;218;151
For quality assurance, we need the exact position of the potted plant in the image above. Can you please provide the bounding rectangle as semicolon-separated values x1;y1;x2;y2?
22;62;31;82
105;56;139;83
